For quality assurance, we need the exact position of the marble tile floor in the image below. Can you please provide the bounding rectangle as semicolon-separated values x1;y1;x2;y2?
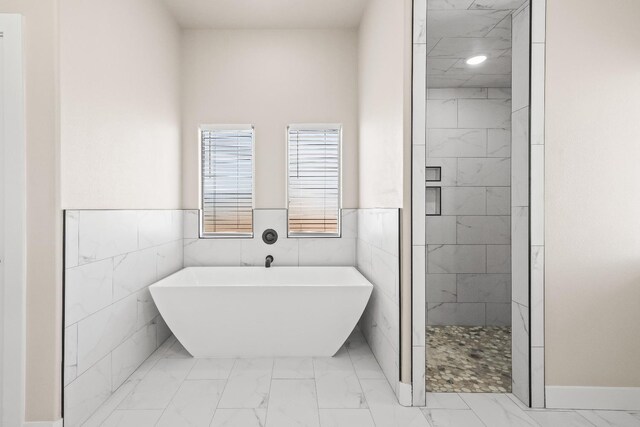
79;329;640;427
426;325;512;393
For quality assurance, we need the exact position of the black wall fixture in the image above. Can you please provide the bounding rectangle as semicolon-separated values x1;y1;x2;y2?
262;229;278;245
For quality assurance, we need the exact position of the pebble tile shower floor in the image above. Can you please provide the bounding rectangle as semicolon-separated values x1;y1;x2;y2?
77;328;640;426
426;326;512;393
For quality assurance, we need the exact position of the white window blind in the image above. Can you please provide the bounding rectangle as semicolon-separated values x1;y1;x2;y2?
287;124;341;237
200;125;254;237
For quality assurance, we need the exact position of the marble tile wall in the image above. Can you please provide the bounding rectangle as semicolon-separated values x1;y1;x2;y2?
425;87;512;327
64;210;183;426
182;209;357;267
356;209;401;401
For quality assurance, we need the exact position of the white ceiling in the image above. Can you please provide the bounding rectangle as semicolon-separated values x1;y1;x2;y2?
160;0;370;29
427;0;527;88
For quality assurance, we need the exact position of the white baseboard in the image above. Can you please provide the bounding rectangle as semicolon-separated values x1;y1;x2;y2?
397;381;412;407
24;419;63;427
546;386;640;410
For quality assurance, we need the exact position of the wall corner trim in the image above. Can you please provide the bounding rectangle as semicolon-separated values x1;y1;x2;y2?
24;420;63;427
546;386;640;411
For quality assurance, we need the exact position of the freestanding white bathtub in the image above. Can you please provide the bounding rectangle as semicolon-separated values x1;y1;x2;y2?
149;266;373;357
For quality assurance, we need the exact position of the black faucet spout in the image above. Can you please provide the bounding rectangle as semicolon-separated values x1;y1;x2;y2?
265;255;274;268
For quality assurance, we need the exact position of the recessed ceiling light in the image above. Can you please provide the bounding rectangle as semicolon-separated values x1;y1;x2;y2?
466;55;487;65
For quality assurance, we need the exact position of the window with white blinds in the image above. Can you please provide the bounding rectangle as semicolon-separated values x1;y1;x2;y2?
200;125;254;237
287;124;341;237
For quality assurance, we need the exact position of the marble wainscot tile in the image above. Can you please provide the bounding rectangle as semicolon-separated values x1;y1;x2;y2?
412;145;425;245
426;99;457;128
266;379;320;427
427;302;485;326
135;288;159;329
65;324;78;386
487;129;511;157
412;246;426;343
345;329;385;380
342;209;358;238
427;245;486;274
298;237;355;266
457;216;510;244
531;245;545;347
458;99;511;129
314;349;367;409
487;187;511;215
511;206;529;306
457;274;511;303
64;355;112;427
531;44;546;146
112;247;157;300
65;258;113;327
370;246;398;302
360;379;429;427
319;409;375;427
531;144;545;245
428;129;487;158
512;302;530;404
512;106;530;207
156;379;225;427
413;45;427;147
440;187;486;215
156;239;183;279
218;358;273;409
357;209;399;256
210;409;267;427
487;245;511;274
183;238;242;266
253;209;287;238
183;209;199;239
111;324;157;391
138;210;182;249
65;210;80;268
76;293;137;374
241;234;298;266
153;315;171;346
119;358;196;409
461;393;538;427
78;210;138;264
457;158;510;186
356;238;372;280
426;274;457;303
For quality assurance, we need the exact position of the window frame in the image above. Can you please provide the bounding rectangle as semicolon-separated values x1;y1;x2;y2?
198;124;255;239
286;123;343;238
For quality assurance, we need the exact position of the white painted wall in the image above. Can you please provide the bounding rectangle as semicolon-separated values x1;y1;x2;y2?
60;0;182;209
181;29;359;209
358;0;407;209
546;0;640;388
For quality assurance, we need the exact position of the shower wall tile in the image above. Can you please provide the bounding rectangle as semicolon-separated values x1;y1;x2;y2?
427;99;458;128
426;216;457;244
183;210;199;239
425;157;458;186
427;129;487;158
487;245;511;273
427;87;487;100
488;88;511;99
457;158;510;186
427;302;486;326
486;187;510;215
457;274;511;303
427;244;486;274
413;145;426;246
512;4;530;112
512;302;530;403
511;206;529;306
458;99;511;129
487;129;511;157
511;107;530;207
441;187;486;215
357;209;401;398
64;209;185;425
456;216;510;244
425;274;457;303
485;303;511;326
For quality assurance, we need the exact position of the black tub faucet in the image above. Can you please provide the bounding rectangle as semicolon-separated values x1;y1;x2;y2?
265;255;274;268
